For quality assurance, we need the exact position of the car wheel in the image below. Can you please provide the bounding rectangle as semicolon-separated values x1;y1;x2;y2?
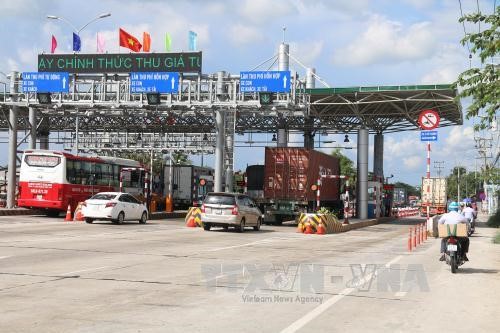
203;223;211;231
253;218;262;231
115;212;124;224
139;211;147;224
85;218;94;224
237;218;245;233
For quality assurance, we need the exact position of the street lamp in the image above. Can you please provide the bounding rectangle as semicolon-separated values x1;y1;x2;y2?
385;174;394;184
47;13;111;51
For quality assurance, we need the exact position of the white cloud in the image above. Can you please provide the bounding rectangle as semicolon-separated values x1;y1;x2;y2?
419;44;468;84
289;40;324;68
238;0;296;24
332;15;437;66
403;155;424;170
385;136;421;157
228;24;264;46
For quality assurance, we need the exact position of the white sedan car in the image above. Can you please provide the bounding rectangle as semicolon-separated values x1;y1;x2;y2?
82;192;148;224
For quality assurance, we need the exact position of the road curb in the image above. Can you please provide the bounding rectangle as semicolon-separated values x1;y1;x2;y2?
150;212;186;220
0;209;43;216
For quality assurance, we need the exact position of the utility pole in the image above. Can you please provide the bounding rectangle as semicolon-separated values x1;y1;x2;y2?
434;161;445;178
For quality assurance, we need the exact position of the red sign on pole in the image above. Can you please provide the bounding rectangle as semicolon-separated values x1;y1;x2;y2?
418;109;440;130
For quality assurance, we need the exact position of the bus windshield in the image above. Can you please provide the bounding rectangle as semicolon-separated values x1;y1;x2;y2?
24;155;61;167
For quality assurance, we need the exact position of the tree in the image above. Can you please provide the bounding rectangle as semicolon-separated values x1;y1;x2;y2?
393;182;419;197
330;149;356;179
455;7;499;130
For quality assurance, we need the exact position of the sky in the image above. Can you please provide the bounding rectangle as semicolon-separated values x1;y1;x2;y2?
0;0;497;186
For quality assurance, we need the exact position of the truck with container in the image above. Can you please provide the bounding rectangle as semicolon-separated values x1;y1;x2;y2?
420;177;447;216
245;147;342;224
163;165;214;209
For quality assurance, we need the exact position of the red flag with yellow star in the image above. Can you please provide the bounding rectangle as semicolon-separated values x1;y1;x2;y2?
119;28;142;52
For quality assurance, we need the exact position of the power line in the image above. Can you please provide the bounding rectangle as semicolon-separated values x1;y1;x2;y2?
434;161;445;177
458;0;472;68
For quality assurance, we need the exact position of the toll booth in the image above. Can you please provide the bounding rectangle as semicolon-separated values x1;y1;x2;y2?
368;181;383;218
383;184;395;217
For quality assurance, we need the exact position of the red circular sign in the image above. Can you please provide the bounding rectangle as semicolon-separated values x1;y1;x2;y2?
418;109;440;130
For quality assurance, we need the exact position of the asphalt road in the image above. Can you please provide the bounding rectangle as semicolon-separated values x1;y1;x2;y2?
0;214;499;333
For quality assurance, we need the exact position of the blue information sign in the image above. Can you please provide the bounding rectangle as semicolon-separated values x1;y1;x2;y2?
130;72;179;93
420;131;438;141
240;71;291;93
22;72;69;93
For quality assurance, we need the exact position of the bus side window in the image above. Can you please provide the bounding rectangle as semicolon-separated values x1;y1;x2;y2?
94;164;103;185
74;161;82;185
113;165;120;186
66;160;76;184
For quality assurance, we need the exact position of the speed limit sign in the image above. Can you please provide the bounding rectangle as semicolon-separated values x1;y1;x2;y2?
418;110;440;130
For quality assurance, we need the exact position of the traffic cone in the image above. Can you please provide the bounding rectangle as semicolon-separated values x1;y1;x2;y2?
64;204;72;222
74;203;85;222
296;223;304;233
186;216;197;228
316;222;326;235
304;223;313;234
408;228;413;252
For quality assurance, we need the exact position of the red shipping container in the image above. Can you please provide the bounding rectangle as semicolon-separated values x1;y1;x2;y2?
264;147;340;202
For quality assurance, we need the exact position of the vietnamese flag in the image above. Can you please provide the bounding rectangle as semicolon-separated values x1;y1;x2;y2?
143;32;151;52
119;28;142;52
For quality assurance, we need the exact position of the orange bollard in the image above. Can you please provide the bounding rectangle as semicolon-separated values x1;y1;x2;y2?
424;221;428;241
408;228;413;252
420;224;424;243
64;204;72;222
413;226;417;248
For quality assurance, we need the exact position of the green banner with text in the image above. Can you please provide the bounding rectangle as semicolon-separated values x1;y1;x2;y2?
38;52;202;74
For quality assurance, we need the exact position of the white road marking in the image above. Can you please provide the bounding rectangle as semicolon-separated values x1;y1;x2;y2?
0;256;11;260
204;236;302;252
60;266;110;276
395;291;407;298
280;255;403;333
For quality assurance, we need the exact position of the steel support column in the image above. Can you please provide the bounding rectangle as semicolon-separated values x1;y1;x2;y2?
357;128;369;219
28;107;36;149
214;109;225;192
7;71;19;208
277;127;288;147
373;133;384;182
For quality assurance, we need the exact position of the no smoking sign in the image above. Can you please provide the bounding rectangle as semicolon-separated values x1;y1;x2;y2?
418;109;440;130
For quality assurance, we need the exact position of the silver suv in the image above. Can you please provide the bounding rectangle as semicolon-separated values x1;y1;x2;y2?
201;192;262;232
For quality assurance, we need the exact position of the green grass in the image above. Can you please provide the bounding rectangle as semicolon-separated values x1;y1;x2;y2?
494;232;500;244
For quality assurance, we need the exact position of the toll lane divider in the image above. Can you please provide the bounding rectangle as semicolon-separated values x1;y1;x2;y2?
185;207;202;227
394;207;420;218
296;213;379;234
407;221;428;252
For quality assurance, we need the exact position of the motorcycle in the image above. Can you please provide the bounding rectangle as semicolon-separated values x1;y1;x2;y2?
445;236;466;273
466;216;476;236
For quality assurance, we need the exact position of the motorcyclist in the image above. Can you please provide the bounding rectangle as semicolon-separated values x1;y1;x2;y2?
438;202;470;261
462;203;476;223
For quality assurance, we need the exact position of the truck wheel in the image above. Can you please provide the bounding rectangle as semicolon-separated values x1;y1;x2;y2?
203;223;211;231
85;218;94;224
